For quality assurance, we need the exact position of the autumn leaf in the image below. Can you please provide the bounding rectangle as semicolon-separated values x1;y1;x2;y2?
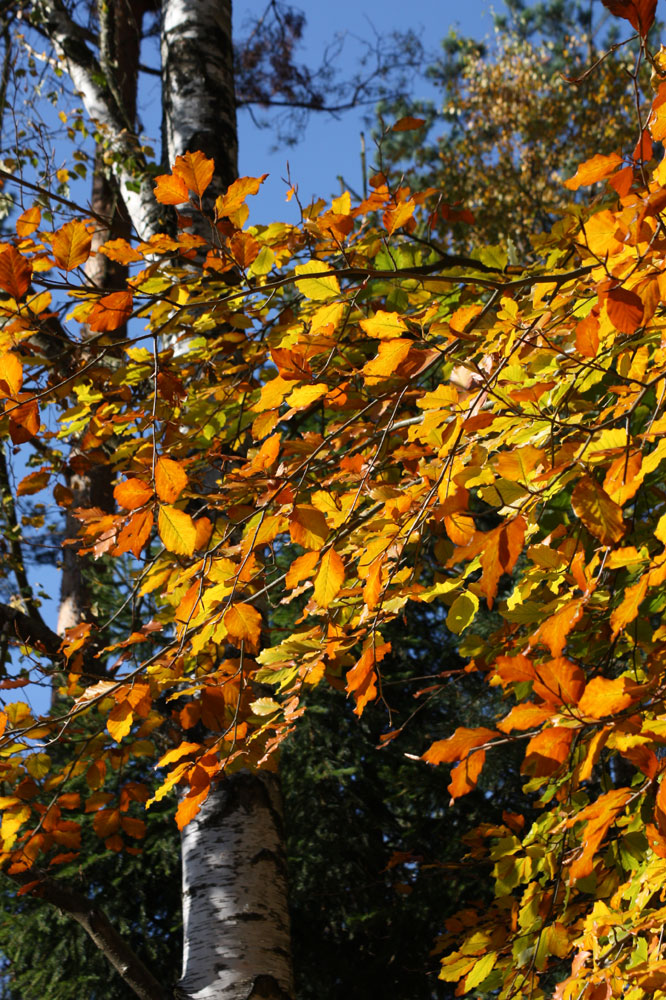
422;727;498;765
363;555;384;610
359;310;407;340
155;456;188;504
564;152;623;189
534;599;584;657
391;116;426;131
87;290;134;332
578;676;634;718
53;220;92;270
0;246;32;300
223;603;262;653
0;353;23;397
173;151;215;198
497;703;552;733
610;574;648;637
571;476;624;546
15;205;41;237
601;0;657;36
383;199;415;235
215;175;267;218
114;510;154;558
448;748;486;799
294;260;340;300
314;548;345;607
345;641;390;716
114;478;153;510
446;592;479;634
523;727;574;777
154;172;189;205
285;550;319;590
289;506;329;550
606;286;643;334
362;339;412;382
533;657;586;706
158;506;196;556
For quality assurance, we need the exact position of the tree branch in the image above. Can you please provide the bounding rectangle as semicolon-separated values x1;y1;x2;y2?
0;602;62;658
7;871;170;1000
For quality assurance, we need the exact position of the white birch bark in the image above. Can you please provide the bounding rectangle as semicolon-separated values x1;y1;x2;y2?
160;0;238;193
179;773;293;1000
32;0;166;239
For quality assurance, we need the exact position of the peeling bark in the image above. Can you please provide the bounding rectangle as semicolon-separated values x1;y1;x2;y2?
179;772;294;1000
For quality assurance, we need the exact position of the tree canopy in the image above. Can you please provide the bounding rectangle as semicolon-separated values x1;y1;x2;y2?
2;0;666;998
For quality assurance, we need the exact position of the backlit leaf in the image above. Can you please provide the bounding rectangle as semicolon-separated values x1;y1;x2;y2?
114;478;153;510
572;476;625;545
314;548;344;607
564;152;623;189
223;603;262;653
173;151;215;198
155;457;188;504
578;676;634;718
422;727;497;765
154;172;189;205
87;290;134;332
0;246;32;300
446;592;479;634
158;506;196;556
15;205;41;237
53;220;92;270
294;260;340;300
606;286;643;334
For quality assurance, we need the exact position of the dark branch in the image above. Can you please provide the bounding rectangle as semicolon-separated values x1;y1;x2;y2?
6;871;169;1000
0;603;62;658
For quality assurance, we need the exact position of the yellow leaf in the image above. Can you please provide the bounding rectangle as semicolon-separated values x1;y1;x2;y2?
383;199;415;235
158;506;196;556
314;548;345;607
294;260;340;300
0;353;23;397
155;456;188;503
16;206;41;237
107;701;133;742
359;310;407;339
446;592;479;635
285;383;328;410
363;556;384;610
223;603;262;653
610;575;648;638
53;220;92;270
362;339;412;381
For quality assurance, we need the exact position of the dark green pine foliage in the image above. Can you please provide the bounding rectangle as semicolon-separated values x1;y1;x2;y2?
282;599;529;1000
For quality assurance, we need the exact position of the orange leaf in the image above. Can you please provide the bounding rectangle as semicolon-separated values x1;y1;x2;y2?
155;456;188;504
578;676;634;718
391;116;426;131
223;603;262;653
175;785;210;830
493;653;536;687
98;238;143;264
533;657;586;706
345;641;390;716
382;199;415;236
0;246;32;300
444;511;475;546
154;172;189;205
87;290;134;332
15;205;41;237
114;509;154;558
534;599;584;657
93;808;120;838
114;478;154;510
285;550;319;590
575;315;599;358
7;396;40;443
448;748;485;799
215;175;268;218
571;476;624;546
523;727;574;777
0;353;23;397
362;339;412;381
610;574;648;638
363;555;384;610
606;286;643;334
480;516;526;608
173;151;215;198
564;152;623;190
158;506;196;556
567;788;632;882
53;220;92;270
314;548;345;608
497;703;552;733
422;726;497;765
289;506;328;550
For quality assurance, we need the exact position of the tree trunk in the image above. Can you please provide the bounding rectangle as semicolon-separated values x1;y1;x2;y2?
179;773;293;1000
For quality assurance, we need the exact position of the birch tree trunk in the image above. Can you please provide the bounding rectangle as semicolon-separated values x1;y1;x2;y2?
35;3;295;997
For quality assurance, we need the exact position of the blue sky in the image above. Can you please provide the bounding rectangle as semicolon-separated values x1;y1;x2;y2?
232;1;496;219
